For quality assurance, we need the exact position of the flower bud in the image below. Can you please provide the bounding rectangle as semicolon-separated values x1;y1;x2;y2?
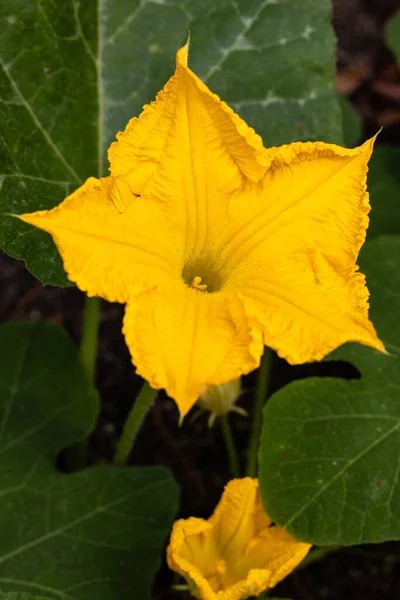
196;379;246;427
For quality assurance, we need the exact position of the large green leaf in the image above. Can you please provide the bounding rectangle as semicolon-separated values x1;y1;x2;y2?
0;0;341;285
190;0;341;146
259;235;400;546
0;322;178;599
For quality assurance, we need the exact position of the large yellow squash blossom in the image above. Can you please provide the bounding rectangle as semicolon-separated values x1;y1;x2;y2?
20;44;384;415
167;478;311;599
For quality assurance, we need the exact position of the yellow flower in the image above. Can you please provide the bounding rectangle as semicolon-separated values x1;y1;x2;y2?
20;44;384;415
167;478;311;600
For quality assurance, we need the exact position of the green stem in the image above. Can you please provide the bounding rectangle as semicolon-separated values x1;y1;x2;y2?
80;296;101;381
114;382;158;466
220;414;240;477
247;348;272;477
67;296;101;471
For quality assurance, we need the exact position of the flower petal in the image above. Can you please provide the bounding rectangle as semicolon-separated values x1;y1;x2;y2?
167;517;218;600
123;285;263;415
20;177;182;303
109;44;268;259
167;508;272;600
167;479;311;600
210;479;310;590
220;138;385;363
210;478;271;550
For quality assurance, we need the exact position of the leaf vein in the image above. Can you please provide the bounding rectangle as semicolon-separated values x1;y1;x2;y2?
284;421;400;529
0;56;82;184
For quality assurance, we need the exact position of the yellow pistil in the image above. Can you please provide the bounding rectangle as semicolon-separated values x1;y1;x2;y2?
190;276;208;291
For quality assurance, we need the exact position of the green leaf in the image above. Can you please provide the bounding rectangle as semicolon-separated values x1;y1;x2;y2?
367;146;400;239
385;11;400;62
0;0;341;285
0;321;178;599
259;235;400;546
0;593;49;600
190;0;341;146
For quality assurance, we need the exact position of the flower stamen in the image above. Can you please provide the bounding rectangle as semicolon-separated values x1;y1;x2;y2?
190;276;208;291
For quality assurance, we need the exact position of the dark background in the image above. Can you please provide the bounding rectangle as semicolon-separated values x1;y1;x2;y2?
2;0;400;598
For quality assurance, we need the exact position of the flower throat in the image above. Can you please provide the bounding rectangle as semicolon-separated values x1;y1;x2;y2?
182;259;224;293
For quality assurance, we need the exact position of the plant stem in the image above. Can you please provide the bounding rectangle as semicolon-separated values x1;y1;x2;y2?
247;348;272;477
80;296;101;381
67;297;101;471
114;382;158;466
220;414;240;477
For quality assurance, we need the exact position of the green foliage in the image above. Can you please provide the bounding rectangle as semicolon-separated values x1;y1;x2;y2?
385;11;400;63
0;594;49;600
0;322;178;599
259;236;400;546
338;94;400;240
190;0;341;146
0;0;341;286
368;146;400;239
364;9;400;240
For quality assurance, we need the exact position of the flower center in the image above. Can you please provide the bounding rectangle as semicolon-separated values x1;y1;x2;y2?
182;258;224;293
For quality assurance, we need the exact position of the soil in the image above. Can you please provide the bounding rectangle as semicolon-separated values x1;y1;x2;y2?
2;1;400;598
